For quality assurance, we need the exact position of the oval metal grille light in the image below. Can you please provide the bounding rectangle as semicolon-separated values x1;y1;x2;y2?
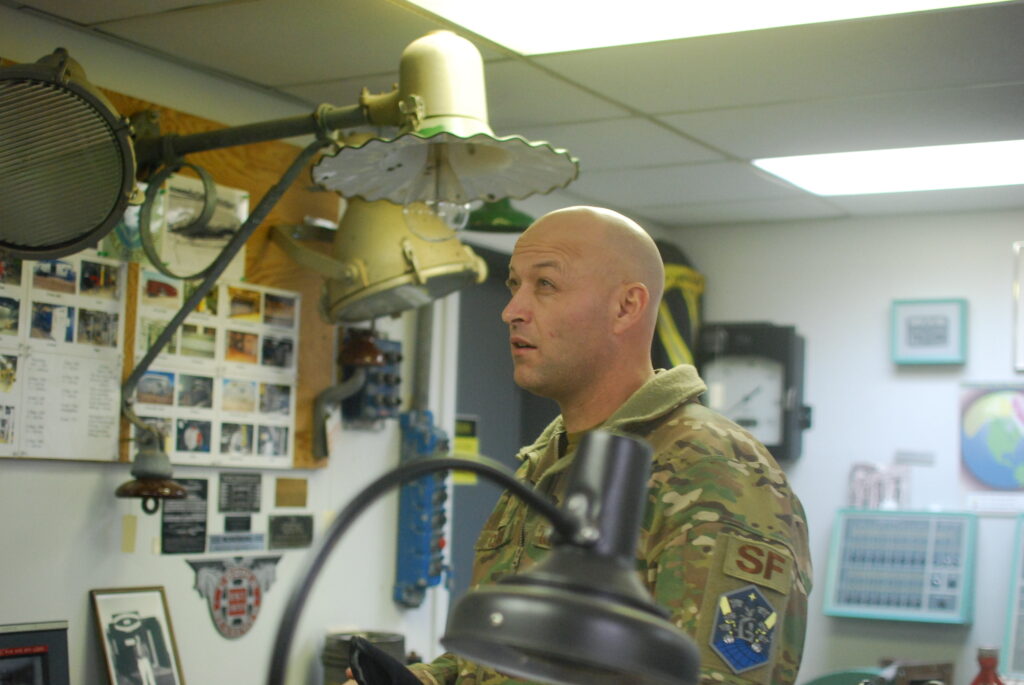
0;50;135;258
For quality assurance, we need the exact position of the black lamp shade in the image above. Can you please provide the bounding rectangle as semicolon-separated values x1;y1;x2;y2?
442;432;700;685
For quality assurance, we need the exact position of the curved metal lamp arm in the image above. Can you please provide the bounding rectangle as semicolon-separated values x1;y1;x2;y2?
266;455;580;685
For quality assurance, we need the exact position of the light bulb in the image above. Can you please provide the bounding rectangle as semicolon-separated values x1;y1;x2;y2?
403;143;471;242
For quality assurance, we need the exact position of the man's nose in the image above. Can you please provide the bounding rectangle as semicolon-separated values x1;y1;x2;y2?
501;293;526;324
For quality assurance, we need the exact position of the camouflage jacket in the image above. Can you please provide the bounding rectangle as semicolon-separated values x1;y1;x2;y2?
409;365;812;685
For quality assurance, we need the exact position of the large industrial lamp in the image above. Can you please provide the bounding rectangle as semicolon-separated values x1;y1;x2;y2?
0;48;137;258
0;30;576;512
268;430;699;685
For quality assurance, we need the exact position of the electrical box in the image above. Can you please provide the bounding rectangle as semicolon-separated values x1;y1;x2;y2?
340;331;402;423
393;409;449;608
824;509;976;624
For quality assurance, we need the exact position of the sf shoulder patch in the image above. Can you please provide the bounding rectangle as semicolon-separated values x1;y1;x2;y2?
709;584;778;674
722;534;793;595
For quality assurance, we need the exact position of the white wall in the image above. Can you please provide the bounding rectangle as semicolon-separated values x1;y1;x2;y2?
0;8;459;684
671;209;1024;682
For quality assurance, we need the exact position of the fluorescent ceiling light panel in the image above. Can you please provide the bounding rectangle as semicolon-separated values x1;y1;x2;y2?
405;0;1008;54
753;140;1024;195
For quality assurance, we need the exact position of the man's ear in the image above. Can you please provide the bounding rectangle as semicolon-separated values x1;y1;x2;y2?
612;282;650;333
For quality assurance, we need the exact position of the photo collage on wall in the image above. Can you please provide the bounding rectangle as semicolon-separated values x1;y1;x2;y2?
133;275;298;469
0;250;125;460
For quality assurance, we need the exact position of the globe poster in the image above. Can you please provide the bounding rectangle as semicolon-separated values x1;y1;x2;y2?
961;386;1024;490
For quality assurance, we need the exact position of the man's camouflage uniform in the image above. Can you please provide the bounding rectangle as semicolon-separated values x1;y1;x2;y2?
409;365;812;685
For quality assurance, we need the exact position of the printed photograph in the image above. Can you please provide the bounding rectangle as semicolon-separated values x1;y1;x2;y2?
261;335;293;369
0;355;17;394
30;302;74;342
90;587;183;685
80;260;120;300
176;419;211;453
139;318;178;355
32;259;77;294
177;374;213;409
263;293;296;328
0;296;19;336
227;286;261;322
180;323;216;359
137;371;175;405
0;404;14;445
77;309;120;347
220;422;253;455
257;425;288;457
225;330;257;364
0;254;22;287
141;272;180;310
136;416;173;452
259;383;291;416
184;280;218;316
222;378;256;413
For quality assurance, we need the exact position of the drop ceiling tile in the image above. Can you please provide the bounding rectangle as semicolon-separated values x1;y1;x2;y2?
566;161;800;208
635;196;845;227
483;60;629;131
515;118;722;172
16;0;227;24
828;185;1024;215
533;3;1024;113
661;84;1024;158
97;0;498;87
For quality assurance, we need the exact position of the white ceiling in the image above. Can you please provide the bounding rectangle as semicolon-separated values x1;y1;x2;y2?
5;0;1024;228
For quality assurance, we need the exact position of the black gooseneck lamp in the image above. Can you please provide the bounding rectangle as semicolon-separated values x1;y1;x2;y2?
267;430;700;685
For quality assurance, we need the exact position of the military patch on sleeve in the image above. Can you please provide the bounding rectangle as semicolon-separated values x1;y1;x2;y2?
722;534;793;595
709;585;778;674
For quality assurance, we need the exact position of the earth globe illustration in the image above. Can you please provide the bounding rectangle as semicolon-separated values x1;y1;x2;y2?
961;389;1024;489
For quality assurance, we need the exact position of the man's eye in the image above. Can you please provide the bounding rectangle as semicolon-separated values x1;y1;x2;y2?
538;279;554;288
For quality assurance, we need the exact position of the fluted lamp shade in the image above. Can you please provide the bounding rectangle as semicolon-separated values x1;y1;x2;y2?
311;31;577;236
443;431;700;685
0;48;136;258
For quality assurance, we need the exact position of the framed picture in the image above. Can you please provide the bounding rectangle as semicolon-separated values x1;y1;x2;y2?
0;620;69;685
891;298;967;365
90;587;184;685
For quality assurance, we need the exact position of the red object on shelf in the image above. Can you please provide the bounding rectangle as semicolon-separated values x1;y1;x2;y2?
970;647;1005;685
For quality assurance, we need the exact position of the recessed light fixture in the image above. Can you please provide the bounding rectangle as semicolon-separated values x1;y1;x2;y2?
405;0;1008;54
754;140;1024;195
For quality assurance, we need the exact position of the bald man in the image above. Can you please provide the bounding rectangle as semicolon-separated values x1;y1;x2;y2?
406;207;811;685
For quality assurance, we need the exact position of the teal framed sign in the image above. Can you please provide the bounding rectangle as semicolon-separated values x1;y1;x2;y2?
891;298;967;365
824;509;976;624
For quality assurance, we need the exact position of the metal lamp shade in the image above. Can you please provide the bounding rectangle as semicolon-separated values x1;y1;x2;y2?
323;198;487;322
311;131;578;206
443;431;700;685
444;574;699;685
311;31;578;207
0;49;136;258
